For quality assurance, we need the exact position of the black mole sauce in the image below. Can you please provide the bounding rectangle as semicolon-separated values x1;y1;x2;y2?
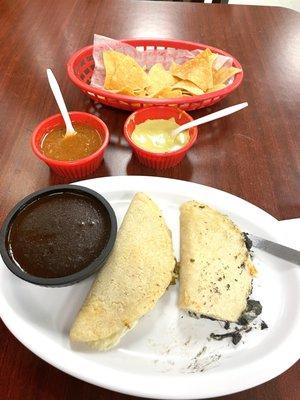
6;192;111;278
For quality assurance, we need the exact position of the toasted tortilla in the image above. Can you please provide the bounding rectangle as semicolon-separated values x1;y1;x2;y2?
103;50;149;92
179;201;255;322
146;63;178;97
70;193;175;350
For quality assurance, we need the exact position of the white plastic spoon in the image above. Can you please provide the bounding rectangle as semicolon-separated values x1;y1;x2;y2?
172;102;248;142
46;68;76;138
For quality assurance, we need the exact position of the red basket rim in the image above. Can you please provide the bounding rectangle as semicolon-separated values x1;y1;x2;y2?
31;112;110;167
123;106;198;157
67;38;243;104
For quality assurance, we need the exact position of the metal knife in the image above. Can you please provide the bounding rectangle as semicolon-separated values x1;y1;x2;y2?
247;233;300;266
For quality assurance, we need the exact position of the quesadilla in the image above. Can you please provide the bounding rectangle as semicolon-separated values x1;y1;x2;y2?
70;192;175;350
179;201;256;322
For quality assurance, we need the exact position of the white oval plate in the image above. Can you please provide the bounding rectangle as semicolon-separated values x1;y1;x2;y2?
1;176;299;399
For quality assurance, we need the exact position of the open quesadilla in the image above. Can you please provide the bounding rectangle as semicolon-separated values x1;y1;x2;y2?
70;192;175;350
179;201;256;322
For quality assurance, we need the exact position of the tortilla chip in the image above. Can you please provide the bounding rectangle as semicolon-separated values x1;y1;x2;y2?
157;87;183;98
171;57;213;91
172;80;204;96
146;63;177;97
109;87;135;95
101;48;235;98
206;84;226;93
197;48;217;65
135;89;147;97
213;66;241;86
103;50;148;92
169;62;179;74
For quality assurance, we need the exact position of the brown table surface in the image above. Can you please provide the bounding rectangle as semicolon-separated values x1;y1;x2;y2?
0;0;299;399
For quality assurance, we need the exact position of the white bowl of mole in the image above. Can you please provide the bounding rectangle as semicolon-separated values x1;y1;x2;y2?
0;185;117;287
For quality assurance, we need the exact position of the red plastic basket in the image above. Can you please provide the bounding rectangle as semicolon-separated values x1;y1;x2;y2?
67;38;243;112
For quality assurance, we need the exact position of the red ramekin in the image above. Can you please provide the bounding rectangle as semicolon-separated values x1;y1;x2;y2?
123;106;198;169
31;112;109;179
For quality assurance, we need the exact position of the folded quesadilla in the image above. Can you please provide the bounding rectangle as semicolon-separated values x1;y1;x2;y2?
179;201;256;322
70;192;175;350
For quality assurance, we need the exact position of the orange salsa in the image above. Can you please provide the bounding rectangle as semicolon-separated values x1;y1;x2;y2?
41;123;102;161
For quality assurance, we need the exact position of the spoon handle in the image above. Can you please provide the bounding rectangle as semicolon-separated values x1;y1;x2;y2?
173;102;248;136
47;69;75;134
